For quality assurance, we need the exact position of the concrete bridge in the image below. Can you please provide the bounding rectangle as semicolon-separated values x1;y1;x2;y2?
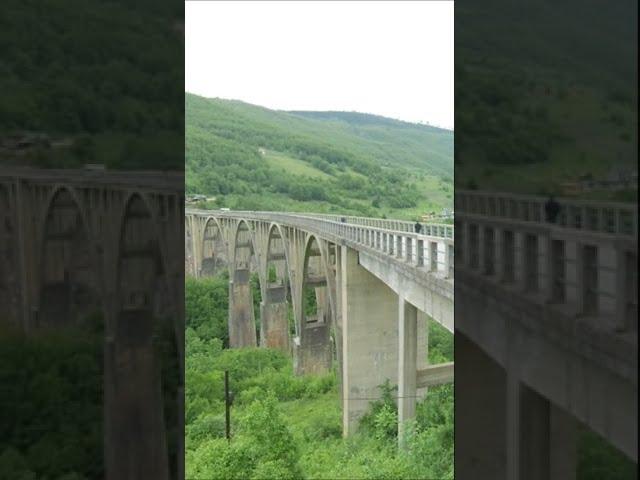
187;191;637;478
185;209;455;438
0;167;184;480
455;191;637;479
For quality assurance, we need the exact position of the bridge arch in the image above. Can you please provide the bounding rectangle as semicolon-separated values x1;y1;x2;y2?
260;223;295;351
200;216;227;277
112;191;178;479
228;219;263;347
296;234;334;375
0;184;18;324
37;186;100;328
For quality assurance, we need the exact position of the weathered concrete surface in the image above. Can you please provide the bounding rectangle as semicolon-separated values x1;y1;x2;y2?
229;270;257;348
296;322;332;375
109;312;169;480
260;300;289;352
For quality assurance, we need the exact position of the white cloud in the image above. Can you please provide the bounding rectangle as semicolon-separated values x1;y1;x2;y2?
186;1;454;129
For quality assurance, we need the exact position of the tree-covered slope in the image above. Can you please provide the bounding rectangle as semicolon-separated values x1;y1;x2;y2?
186;93;453;219
287;110;454;176
0;0;183;170
455;0;637;197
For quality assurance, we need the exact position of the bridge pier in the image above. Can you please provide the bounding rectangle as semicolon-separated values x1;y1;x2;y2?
229;269;257;347
259;286;289;352
507;375;578;480
398;297;417;447
455;332;506;479
295;321;332;375
340;245;399;435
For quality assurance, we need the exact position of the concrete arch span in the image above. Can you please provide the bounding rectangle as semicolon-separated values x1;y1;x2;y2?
228;219;263;347
295;235;336;375
0;184;19;324
200;216;227;277
111;193;176;480
2;169;184;480
261;223;294;352
185;208;455;442
38;187;100;328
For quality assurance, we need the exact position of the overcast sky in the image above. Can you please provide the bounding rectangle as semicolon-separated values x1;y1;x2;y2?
185;1;454;129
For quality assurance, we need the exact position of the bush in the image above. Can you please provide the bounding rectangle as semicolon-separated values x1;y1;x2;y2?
186;413;226;444
303;408;342;442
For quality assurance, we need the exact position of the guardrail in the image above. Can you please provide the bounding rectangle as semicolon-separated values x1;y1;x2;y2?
187;209;455;279
456;190;637;237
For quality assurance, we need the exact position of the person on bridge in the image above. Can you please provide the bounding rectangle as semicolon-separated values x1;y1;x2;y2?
414;221;422;234
545;195;561;223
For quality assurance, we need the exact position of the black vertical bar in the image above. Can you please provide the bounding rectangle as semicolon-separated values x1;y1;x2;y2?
224;370;230;442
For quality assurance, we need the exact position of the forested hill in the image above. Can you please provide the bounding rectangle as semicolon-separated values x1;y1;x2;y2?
0;0;183;170
186;93;453;219
287;110;453;173
455;0;637;198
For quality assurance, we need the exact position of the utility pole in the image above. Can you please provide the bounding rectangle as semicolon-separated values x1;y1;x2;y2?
224;370;231;442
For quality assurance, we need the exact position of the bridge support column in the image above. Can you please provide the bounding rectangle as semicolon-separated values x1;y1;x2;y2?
341;245;399;435
260;300;289;352
106;313;171;480
507;375;578;480
229;269;257;347
455;332;506;479
398;297;417;448
549;403;578;480
297;322;331;375
295;287;332;375
417;311;429;395
260;283;289;351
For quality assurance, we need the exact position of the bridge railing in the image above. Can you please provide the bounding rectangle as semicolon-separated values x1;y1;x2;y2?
188;209;454;280
455;192;638;333
456;190;637;237
288;212;454;239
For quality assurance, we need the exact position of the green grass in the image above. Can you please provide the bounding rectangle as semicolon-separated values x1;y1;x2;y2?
264;150;332;179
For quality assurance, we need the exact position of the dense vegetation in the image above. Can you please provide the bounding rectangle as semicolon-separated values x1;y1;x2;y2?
0;0;183;170
185;274;454;479
455;0;637;198
0;312;181;480
186;93;453;220
0;322;104;480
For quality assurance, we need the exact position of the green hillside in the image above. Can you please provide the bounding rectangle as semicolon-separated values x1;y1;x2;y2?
455;0;637;199
185;93;453;219
0;0;183;170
